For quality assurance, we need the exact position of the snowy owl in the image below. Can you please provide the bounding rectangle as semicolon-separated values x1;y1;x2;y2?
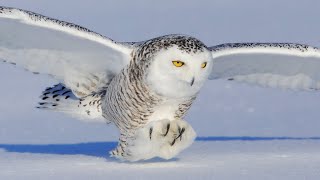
2;7;320;161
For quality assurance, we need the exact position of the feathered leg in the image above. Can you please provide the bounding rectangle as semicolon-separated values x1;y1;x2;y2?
110;119;196;161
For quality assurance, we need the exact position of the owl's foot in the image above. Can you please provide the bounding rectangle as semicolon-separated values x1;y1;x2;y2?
111;119;196;162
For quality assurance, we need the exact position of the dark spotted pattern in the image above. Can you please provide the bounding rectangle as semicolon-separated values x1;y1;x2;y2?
174;96;197;119
37;84;77;109
210;43;318;53
37;83;105;120
135;35;207;68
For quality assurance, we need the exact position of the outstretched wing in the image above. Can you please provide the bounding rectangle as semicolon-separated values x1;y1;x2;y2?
209;43;320;90
0;7;133;97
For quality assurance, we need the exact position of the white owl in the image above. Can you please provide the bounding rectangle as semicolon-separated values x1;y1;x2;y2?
1;7;320;161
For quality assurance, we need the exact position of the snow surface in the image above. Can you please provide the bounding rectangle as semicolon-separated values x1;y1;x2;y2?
1;0;320;179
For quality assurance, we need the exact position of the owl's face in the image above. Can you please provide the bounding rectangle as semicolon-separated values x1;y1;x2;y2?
146;45;213;99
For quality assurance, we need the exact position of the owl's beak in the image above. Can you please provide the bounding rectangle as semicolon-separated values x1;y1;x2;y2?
190;77;195;86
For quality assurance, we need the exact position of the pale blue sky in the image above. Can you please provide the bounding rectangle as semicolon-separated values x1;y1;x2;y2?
2;0;320;45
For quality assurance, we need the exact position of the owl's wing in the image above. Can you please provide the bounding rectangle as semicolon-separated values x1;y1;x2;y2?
0;7;133;97
209;43;320;90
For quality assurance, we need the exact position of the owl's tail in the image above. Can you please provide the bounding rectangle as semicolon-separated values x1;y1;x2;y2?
36;83;106;122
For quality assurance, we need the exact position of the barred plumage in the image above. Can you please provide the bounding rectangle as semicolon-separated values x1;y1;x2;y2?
102;38;203;156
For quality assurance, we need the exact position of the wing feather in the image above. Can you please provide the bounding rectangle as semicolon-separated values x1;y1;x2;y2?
0;6;133;97
209;43;320;90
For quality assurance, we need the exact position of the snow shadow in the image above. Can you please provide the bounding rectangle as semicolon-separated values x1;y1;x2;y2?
0;136;319;158
196;136;320;141
0;141;117;158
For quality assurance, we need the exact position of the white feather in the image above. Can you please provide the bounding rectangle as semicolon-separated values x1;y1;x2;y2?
0;7;133;97
209;43;320;90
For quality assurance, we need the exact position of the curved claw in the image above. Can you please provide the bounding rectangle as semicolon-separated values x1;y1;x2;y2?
171;138;177;146
170;127;186;146
163;123;170;137
178;127;185;141
149;127;153;140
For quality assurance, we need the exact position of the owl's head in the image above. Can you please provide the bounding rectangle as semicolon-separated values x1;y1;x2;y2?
136;35;213;99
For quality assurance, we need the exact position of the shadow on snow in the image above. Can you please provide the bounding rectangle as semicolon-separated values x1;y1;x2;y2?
0;136;319;158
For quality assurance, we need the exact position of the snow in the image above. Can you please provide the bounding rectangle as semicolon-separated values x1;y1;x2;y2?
1;0;320;179
1;141;320;180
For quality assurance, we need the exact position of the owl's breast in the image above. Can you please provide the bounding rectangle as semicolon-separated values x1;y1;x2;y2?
101;67;164;130
101;64;195;132
147;99;181;122
147;97;194;122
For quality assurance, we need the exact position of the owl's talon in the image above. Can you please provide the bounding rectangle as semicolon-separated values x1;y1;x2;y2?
171;138;177;146
178;127;185;141
149;127;153;140
163;123;170;137
112;119;196;161
170;127;185;146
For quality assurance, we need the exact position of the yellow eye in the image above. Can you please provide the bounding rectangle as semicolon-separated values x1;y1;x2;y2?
201;62;207;68
172;60;185;67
